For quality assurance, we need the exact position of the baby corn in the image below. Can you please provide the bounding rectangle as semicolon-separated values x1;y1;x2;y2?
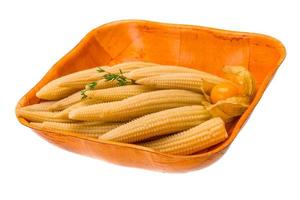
126;65;224;80
141;117;228;155
85;85;153;101
100;105;211;143
60;61;156;88
135;73;227;93
16;109;73;123
101;61;156;73
58;72;106;88
36;85;79;101
30;121;123;137
56;99;104;120
49;91;82;111
69;90;208;121
21;101;57;111
36;67;99;100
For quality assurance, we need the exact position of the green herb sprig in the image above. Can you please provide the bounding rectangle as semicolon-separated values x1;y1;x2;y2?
97;67;105;73
80;68;133;99
80;89;88;99
103;69;132;86
86;81;97;90
80;81;97;99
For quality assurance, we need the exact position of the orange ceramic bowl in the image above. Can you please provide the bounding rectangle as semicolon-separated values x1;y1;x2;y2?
16;20;285;172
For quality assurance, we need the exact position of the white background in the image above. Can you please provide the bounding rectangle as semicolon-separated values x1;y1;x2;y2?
0;0;299;199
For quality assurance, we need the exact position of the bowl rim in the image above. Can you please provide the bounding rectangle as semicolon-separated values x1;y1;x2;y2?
16;19;286;159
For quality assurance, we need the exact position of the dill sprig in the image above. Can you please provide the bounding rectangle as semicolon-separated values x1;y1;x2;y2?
86;81;97;90
97;67;105;73
80;81;97;99
103;69;132;86
81;68;132;99
80;89;88;99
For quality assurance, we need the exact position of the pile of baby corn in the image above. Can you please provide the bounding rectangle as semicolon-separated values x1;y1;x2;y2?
17;62;255;155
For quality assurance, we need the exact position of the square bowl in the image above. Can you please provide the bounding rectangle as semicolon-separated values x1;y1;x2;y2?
16;20;286;172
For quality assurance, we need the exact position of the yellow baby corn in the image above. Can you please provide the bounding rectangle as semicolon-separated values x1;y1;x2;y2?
135;73;227;93
59;61;156;88
29;121;106;130
99;105;211;143
140;117;228;155
49;91;82;111
16;109;73;123
36;67;99;100
29;122;44;130
88;62;157;90
69;90;208;121
58;72;106;88
30;121;123;138
36;85;79;101
50;85;151;111
85;85;153;101
56;99;103;120
101;61;156;73
126;65;225;80
21;101;57;111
